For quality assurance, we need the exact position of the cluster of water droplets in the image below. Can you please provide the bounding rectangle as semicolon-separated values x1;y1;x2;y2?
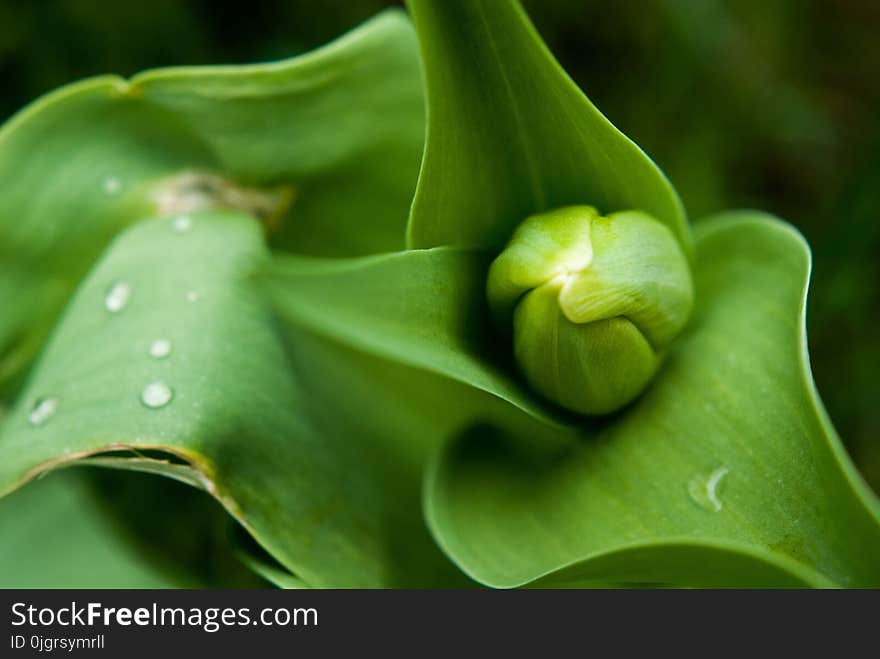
22;206;740;522
27;214;198;427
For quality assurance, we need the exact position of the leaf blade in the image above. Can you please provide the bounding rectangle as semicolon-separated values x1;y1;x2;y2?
0;11;424;397
0;213;463;587
425;212;880;588
406;0;687;252
260;248;571;427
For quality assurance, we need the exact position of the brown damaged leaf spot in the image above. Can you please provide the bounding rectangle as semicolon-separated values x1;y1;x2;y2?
151;170;295;233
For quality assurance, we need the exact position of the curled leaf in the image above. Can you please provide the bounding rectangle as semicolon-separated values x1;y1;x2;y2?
406;0;687;252
425;214;880;588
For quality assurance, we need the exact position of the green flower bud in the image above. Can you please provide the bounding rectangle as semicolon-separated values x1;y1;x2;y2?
487;206;693;415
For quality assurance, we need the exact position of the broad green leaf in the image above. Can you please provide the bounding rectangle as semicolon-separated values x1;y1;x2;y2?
0;212;463;587
0;77;211;395
0;469;185;588
260;248;573;427
405;0;687;253
0;10;424;394
425;213;880;588
133;10;424;256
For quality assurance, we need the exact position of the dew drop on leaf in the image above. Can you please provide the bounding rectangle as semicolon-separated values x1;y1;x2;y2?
687;466;729;513
104;281;132;313
28;397;59;426
149;339;173;359
186;290;199;303
172;215;193;233
102;176;122;196
141;382;173;409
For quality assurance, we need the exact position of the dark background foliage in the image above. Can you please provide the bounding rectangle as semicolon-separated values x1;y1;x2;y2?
2;0;877;489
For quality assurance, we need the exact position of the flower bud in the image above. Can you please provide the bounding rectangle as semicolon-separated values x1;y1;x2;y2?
487;206;693;415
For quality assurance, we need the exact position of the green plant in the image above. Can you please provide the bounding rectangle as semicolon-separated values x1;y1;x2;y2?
0;0;877;588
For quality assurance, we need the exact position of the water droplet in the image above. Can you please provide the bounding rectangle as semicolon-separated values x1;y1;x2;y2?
687;466;729;513
172;215;193;232
149;339;172;359
141;381;173;409
28;397;59;426
102;176;122;195
104;281;132;313
186;290;199;303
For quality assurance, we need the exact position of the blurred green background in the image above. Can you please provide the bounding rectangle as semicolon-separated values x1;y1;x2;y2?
1;0;877;489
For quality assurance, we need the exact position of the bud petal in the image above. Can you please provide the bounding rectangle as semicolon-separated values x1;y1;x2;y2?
487;206;693;415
